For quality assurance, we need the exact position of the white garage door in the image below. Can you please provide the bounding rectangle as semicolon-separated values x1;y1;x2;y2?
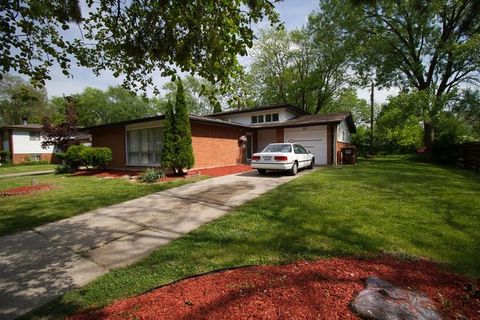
284;126;328;165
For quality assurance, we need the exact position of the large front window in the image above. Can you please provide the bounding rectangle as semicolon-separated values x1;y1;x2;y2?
126;127;163;165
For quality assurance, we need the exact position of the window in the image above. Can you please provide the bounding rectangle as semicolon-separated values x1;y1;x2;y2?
29;131;40;141
251;116;257;124
257;115;264;123
126;127;163;165
263;144;292;153
29;154;41;161
272;113;279;121
298;145;308;154
293;145;303;154
265;114;272;122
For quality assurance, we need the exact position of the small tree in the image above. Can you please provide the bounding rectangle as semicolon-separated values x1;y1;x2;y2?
213;101;222;113
174;80;195;174
160;101;176;171
42;97;79;152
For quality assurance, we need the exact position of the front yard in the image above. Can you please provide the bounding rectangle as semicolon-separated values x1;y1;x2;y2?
25;158;480;319
0;173;204;236
0;163;57;175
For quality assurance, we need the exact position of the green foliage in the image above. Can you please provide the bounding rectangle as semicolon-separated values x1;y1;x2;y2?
55;164;74;174
351;126;370;157
160;101;176;170
0;73;53;125
1;1;279;92
0;150;11;164
138;168;166;183
65;145;112;169
451;89;480;139
174;81;195;172
322;88;370;126
51;86;162;127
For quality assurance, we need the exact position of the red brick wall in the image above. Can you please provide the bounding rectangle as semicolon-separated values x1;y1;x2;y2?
12;153;54;164
90;126;126;168
275;128;284;142
191;123;245;169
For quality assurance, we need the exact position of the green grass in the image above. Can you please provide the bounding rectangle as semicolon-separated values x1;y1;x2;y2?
24;159;480;319
0;163;57;175
0;174;205;236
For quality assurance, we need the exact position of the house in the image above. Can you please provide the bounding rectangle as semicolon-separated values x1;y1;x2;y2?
0;124;55;164
82;104;356;170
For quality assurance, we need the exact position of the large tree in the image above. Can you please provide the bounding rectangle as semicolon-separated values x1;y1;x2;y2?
1;1;279;91
323;0;480;147
0;73;51;125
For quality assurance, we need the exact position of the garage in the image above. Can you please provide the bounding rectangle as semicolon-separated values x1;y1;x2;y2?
257;129;277;152
284;126;328;165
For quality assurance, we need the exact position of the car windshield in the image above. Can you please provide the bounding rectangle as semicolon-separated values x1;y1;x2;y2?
262;144;292;153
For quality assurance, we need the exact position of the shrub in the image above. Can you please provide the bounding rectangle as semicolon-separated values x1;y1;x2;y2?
0;150;11;165
139;168;165;183
55;164;75;174
65;145;113;169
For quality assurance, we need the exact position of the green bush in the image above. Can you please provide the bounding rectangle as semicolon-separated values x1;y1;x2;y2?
139;168;165;183
65;145;112;169
0;150;11;165
55;164;75;174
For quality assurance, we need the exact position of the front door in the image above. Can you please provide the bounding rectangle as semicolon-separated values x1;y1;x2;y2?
246;133;253;160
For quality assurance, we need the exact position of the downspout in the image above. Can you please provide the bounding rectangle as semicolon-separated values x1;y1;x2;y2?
333;125;337;166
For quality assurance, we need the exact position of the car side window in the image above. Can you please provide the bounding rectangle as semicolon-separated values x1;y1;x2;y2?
298;145;308;154
293;145;302;154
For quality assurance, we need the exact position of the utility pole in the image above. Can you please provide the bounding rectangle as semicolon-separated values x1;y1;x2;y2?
370;81;374;156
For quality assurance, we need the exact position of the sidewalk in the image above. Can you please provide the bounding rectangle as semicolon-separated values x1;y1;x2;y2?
0;169;316;320
0;170;55;179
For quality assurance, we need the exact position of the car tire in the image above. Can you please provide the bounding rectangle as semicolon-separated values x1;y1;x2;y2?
289;161;298;176
257;169;267;175
308;158;315;169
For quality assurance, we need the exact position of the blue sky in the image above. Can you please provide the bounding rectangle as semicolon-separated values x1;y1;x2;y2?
43;0;395;103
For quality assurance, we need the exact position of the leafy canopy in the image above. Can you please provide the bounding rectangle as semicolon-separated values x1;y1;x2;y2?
1;1;280;91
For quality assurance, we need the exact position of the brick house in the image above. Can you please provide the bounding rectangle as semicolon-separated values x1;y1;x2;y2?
82;104;356;170
0;124;55;164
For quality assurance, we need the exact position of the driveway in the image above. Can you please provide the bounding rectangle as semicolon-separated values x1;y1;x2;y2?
0;168;316;320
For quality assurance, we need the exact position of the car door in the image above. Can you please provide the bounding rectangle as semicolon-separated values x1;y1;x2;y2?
293;144;307;168
298;145;312;167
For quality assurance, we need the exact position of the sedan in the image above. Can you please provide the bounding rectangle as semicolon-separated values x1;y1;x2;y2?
251;143;315;175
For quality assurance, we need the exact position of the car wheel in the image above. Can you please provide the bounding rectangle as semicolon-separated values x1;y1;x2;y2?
308;158;315;169
257;169;267;175
289;161;298;176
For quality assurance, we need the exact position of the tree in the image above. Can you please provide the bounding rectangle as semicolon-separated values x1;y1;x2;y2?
322;0;480;148
1;1;279;91
173;81;195;173
160;81;194;175
160;101;176;171
451;89;480;138
0;73;52;125
321;88;370;126
42;98;79;152
51;86;161;127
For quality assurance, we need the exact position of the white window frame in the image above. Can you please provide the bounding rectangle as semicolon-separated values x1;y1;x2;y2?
125;124;163;166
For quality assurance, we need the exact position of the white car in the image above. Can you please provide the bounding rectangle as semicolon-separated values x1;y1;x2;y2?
251;143;315;175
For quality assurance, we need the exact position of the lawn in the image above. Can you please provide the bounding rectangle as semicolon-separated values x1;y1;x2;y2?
0;173;204;236
24;158;480;319
0;163;57;175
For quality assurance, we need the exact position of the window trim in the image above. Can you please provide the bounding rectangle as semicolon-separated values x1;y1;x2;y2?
125;125;163;167
29;131;41;141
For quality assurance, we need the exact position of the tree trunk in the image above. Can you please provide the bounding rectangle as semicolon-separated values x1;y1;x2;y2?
423;121;434;161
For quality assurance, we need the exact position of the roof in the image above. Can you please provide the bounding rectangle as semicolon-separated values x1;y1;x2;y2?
251;112;356;133
0;124;44;130
207;103;310;117
81;114;250;131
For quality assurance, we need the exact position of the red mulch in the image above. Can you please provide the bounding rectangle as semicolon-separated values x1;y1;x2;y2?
70;256;479;320
189;165;253;177
73;165;253;180
0;184;54;196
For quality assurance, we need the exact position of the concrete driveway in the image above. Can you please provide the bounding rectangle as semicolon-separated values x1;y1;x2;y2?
0;168;316;320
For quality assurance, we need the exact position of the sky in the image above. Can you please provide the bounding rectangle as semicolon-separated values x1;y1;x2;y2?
42;0;397;104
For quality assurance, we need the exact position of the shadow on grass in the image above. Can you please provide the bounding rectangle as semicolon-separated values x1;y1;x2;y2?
21;159;480;319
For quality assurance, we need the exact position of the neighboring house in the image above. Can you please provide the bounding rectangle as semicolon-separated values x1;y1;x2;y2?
82;104;356;170
0;124;55;164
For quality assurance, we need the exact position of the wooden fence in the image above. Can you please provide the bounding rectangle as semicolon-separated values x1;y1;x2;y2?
456;142;480;171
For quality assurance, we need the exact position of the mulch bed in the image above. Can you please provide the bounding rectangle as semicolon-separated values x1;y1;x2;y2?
70;256;479;320
73;165;253;180
0;184;54;196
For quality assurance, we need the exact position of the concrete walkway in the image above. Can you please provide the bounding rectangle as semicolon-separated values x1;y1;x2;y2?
0;170;55;179
0;169;316;320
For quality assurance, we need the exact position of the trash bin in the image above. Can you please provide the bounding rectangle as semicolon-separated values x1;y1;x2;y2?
340;146;357;164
